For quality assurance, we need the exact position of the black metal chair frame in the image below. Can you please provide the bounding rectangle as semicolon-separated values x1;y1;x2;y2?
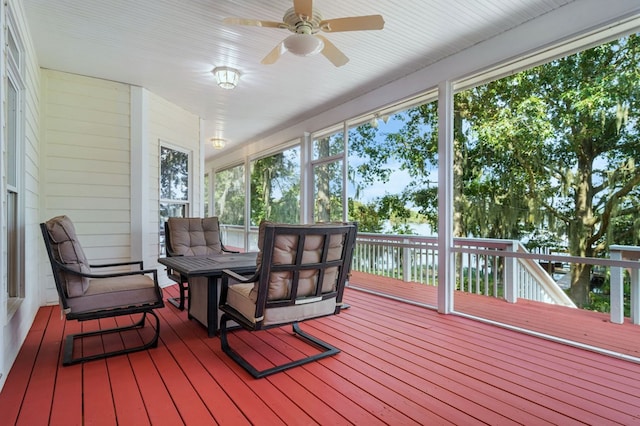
164;220;238;310
41;223;164;366
219;223;357;378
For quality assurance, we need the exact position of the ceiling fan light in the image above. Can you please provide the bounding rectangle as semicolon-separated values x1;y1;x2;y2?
212;67;240;89
283;34;324;56
210;138;226;149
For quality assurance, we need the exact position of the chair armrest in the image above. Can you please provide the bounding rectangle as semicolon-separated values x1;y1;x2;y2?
222;269;257;283
221;245;240;254
220;269;258;307
90;260;144;270
55;259;159;281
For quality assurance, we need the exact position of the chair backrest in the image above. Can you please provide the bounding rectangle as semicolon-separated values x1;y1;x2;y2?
41;215;91;301
165;217;223;256
251;221;358;322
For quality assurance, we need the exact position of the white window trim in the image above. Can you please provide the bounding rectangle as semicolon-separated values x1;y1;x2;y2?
159;141;193;216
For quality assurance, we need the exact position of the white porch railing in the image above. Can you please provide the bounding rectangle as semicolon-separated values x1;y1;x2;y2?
220;225;640;324
353;233;574;307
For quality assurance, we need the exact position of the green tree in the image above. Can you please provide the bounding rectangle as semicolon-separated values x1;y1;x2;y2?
349;34;640;308
460;35;640;307
214;165;245;225
348;119;432;234
250;148;300;225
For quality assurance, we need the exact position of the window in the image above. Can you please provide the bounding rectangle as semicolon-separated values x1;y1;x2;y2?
214;164;245;226
250;146;300;225
204;172;210;217
159;145;190;253
5;9;25;309
312;131;344;222
214;164;246;249
346;102;437;235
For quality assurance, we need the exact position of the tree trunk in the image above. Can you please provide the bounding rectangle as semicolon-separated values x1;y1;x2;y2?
568;155;594;307
316;139;331;222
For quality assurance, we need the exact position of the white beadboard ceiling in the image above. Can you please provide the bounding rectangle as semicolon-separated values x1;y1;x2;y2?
23;0;579;160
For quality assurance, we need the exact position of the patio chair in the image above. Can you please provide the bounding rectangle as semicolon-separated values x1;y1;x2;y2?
219;221;357;378
164;217;238;310
41;215;164;366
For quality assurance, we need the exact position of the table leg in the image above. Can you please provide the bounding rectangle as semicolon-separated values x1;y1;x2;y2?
186;276;225;337
206;276;218;337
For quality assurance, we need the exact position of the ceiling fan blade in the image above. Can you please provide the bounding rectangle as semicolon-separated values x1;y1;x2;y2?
223;17;284;28
320;15;385;32
261;42;286;65
293;0;313;20
317;35;349;67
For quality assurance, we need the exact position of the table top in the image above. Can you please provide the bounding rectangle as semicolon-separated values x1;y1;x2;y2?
158;252;258;277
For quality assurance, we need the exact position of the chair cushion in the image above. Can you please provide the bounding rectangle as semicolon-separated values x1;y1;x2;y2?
252;221;345;302
45;215;90;297
66;274;159;314
168;217;222;256
227;282;337;326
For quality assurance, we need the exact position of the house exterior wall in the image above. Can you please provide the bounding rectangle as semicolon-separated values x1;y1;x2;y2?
1;0;41;390
0;34;201;393
40;69;132;304
146;90;201;274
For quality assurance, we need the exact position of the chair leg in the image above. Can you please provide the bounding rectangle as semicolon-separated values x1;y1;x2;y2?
220;314;340;379
62;310;161;366
167;281;188;310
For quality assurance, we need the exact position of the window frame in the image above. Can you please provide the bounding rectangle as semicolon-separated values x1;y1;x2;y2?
248;143;302;227
5;5;26;314
310;124;348;223
158;142;192;254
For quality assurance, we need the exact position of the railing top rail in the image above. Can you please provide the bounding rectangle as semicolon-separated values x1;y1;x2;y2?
610;245;640;260
453;246;640;269
357;233;517;250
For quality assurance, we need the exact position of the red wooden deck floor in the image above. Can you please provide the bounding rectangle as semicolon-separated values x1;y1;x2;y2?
1;284;640;424
349;271;640;360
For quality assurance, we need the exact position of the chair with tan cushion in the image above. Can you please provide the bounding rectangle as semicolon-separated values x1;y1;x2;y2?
219;221;357;378
41;215;164;365
164;216;238;310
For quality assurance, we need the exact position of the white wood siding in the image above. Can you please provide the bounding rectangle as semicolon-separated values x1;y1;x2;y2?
146;91;200;270
1;0;41;391
41;70;131;271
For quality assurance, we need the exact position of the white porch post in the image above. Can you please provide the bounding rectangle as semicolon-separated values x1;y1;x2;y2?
198;118;206;217
301;132;312;224
403;238;410;282
610;245;640;325
610;249;624;324
503;240;518;303
130;87;149;263
631;266;639;325
437;80;454;314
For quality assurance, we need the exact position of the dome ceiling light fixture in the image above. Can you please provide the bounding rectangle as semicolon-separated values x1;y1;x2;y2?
212;67;240;89
283;33;324;56
210;138;226;149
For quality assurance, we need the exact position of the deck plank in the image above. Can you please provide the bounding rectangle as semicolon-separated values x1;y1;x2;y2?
318;300;564;425
156;296;275;426
2;283;640;424
350;270;640;359
346;289;640;424
13;307;63;426
0;308;52;425
49;314;84;426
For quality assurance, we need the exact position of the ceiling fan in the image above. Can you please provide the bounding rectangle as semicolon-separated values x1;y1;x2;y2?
223;0;384;67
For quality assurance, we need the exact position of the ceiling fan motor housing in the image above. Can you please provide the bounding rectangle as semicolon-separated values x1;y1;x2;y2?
283;7;323;34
